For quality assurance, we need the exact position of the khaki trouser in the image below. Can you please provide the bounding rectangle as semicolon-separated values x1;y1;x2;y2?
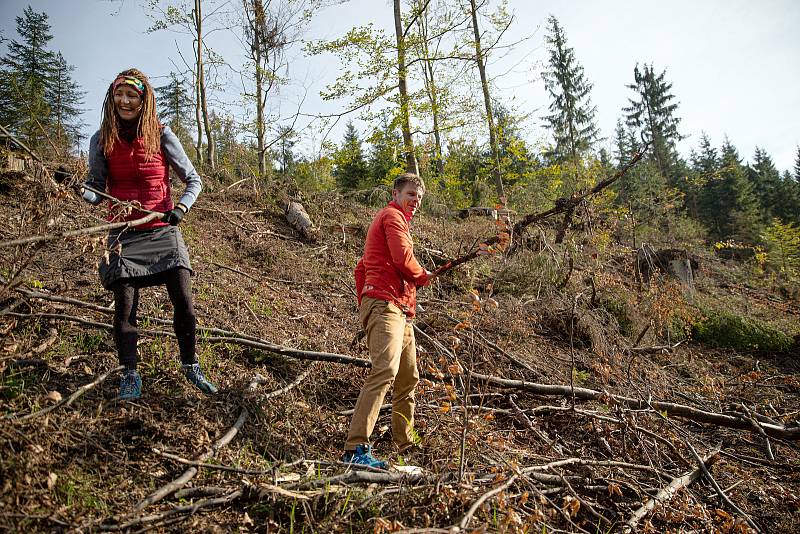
345;296;419;451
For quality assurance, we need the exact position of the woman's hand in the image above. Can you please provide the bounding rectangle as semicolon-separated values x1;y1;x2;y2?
162;204;187;226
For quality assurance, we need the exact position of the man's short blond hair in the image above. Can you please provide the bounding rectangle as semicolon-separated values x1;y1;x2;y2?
393;172;426;194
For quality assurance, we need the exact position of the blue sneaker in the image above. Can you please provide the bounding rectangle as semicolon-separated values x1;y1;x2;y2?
341;444;387;470
182;362;218;394
119;370;142;400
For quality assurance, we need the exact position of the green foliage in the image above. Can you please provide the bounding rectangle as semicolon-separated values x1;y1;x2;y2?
542;16;599;164
692;310;794;353
494;251;561;298
333;121;369;190
762;218;800;278
699;138;761;242
155;71;194;139
0;6;85;154
623;63;683;183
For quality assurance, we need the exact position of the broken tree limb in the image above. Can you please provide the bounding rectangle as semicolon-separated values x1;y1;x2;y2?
4;365;124;422
134;409;248;512
7;312;371;368
686;442;762;533
431;141;651;277
458;474;518;530
11;309;798;441
467;371;800;441
623;447;719;532
0;212;163;249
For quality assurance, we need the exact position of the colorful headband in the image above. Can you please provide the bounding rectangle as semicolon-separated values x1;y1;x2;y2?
112;76;145;95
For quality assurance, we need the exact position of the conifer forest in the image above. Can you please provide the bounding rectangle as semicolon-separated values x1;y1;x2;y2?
0;2;798;532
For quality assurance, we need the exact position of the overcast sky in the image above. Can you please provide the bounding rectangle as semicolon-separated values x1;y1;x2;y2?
2;0;798;173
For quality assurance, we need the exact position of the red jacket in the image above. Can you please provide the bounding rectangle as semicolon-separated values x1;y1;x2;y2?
106;138;172;230
354;201;429;317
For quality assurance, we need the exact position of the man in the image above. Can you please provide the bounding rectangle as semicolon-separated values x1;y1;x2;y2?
343;173;432;469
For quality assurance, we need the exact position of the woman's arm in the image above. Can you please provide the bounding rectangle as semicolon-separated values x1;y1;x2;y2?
161;125;202;211
81;130;106;205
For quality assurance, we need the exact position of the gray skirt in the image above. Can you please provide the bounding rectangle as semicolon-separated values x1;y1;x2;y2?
99;225;192;289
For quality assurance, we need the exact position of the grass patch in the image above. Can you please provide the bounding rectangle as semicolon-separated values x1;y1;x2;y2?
692;310;794;353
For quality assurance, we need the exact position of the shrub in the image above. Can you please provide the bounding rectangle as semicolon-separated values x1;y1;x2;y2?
692;310;794;353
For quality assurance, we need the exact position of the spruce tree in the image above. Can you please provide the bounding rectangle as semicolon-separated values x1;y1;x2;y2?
623;64;682;182
702;139;760;241
541;16;599;164
48;52;86;150
333;121;368;190
748;147;782;222
366;117;403;188
0;6;57;148
794;145;800;182
684;132;717;220
0;7;84;153
155;72;194;141
776;170;800;225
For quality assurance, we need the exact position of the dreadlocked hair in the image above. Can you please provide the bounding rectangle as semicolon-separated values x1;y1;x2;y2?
100;68;161;159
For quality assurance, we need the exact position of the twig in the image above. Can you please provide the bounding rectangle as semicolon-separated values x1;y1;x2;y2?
623;447;719;532
686;442;762;533
0;213;163;249
740;403;775;461
134;410;248;512
458;474;518;529
5;365;124;422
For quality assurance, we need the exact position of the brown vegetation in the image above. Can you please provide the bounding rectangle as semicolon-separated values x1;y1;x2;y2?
1;165;799;533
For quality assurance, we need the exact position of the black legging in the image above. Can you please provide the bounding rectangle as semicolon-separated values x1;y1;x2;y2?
112;267;196;370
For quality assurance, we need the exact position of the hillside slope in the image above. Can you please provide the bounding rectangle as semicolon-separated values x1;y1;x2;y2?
1;170;799;533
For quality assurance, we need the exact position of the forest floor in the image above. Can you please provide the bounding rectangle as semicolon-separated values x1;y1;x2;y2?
1;166;799;533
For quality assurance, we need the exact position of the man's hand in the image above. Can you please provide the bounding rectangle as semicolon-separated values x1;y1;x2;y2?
162;204;187;226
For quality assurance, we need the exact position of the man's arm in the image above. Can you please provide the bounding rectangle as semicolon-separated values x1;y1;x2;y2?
354;258;366;305
384;212;429;287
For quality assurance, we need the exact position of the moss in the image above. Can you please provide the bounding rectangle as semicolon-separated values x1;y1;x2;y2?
692;310;794;353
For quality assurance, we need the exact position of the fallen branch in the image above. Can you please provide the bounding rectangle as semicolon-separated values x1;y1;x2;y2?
7;311;371;368
686;442;762;533
432;142;650;277
458;474;518;530
293;469;427;490
5;365;124;422
0;212;163;249
134;410;248;512
623;447;719;532
468;370;800;441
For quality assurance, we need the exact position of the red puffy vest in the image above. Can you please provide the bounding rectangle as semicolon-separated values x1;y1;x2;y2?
106;137;172;230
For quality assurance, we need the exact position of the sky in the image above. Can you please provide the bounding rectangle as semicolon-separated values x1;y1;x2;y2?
1;0;799;173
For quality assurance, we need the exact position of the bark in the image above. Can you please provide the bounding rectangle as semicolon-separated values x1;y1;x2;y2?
194;0;215;170
469;0;504;200
280;197;317;241
394;0;419;175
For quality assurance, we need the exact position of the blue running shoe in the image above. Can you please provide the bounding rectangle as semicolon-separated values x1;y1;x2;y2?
119;370;142;400
341;444;387;470
182;362;218;394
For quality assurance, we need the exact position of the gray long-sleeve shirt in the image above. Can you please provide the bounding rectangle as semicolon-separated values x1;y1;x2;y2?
83;125;202;210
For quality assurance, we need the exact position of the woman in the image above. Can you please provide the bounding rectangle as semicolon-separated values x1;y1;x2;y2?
80;68;217;400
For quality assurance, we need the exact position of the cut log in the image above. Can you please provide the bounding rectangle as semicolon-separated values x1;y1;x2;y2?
637;245;699;289
281;197;317;241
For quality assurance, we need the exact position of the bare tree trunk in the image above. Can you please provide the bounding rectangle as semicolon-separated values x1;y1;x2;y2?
415;1;445;180
394;0;419;176
195;0;215;171
193;52;204;165
469;0;504;200
254;5;266;177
